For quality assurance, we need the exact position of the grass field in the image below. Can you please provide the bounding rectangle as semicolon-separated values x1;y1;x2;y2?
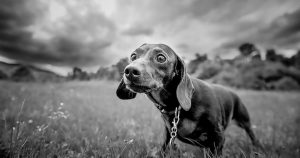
0;80;299;158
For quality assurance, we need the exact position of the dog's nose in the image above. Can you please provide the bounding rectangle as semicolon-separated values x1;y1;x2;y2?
124;66;141;80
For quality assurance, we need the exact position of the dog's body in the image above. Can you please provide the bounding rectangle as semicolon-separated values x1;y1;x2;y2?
116;44;260;155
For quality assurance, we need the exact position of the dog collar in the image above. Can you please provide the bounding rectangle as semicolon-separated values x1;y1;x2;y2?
146;92;179;114
155;103;179;115
169;106;181;146
155;103;168;114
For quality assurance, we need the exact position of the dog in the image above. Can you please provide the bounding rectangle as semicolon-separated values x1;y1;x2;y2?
116;43;260;155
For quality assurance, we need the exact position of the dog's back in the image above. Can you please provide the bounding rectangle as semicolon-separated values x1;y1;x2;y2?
192;78;260;147
190;78;238;128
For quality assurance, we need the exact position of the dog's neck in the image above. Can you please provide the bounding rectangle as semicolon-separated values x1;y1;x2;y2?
146;74;181;112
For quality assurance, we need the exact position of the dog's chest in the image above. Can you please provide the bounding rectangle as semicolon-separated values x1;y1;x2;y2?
162;115;197;137
163;116;210;143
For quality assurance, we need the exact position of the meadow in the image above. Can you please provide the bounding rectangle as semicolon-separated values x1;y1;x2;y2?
0;80;299;158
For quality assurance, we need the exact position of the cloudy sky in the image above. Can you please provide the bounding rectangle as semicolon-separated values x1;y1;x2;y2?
0;0;299;75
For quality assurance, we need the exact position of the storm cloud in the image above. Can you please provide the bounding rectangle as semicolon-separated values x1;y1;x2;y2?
0;0;115;66
0;0;300;70
221;7;300;50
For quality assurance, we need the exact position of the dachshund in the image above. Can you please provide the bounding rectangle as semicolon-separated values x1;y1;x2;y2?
116;43;261;155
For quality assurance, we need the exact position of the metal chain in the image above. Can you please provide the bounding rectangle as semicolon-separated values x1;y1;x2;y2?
168;106;181;147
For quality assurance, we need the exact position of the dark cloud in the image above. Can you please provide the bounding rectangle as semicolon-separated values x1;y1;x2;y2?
0;0;39;28
117;0;221;26
0;35;112;66
118;0;286;27
1;0;300;68
272;8;300;40
0;41;61;64
0;0;43;62
221;7;300;50
122;26;153;36
0;0;115;67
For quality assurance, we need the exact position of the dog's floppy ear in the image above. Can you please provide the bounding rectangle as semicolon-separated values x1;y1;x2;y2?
175;56;194;111
116;78;136;99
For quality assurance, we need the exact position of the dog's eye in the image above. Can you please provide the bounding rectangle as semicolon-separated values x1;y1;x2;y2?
156;54;166;63
130;53;137;61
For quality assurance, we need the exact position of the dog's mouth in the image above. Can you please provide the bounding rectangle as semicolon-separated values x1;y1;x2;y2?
123;75;161;93
126;83;153;93
125;80;161;93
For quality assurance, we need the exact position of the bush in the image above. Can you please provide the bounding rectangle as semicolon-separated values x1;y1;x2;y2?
11;66;35;82
196;61;222;80
0;70;8;79
206;60;300;90
268;77;300;90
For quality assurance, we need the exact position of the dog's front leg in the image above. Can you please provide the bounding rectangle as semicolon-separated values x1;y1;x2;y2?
161;126;171;151
159;126;171;155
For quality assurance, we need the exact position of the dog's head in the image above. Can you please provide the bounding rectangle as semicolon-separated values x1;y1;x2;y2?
116;43;194;111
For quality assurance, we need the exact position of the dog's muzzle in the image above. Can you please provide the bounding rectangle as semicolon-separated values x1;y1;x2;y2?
124;66;141;82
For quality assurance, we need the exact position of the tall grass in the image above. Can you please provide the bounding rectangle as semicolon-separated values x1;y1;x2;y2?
0;81;299;157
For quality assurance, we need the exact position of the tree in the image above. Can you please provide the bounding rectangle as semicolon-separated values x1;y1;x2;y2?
266;49;277;61
294;50;300;69
187;53;208;74
0;70;8;80
11;66;35;82
71;67;90;80
238;43;257;56
114;58;129;74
